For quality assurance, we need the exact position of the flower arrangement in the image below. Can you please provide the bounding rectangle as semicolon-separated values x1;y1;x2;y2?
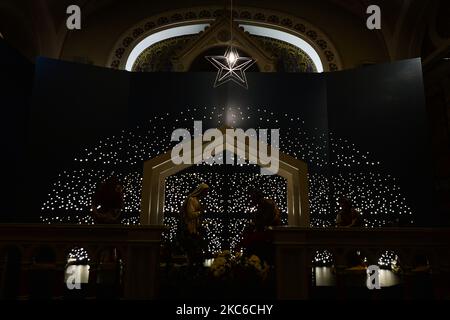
210;250;270;280
206;251;274;299
210;251;233;277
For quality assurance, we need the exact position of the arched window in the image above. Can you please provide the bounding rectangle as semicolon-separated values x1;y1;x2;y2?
64;247;90;291
125;24;209;71
125;23;324;73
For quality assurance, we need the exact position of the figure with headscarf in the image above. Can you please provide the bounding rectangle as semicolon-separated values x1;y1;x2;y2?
91;176;124;224
250;189;281;232
179;183;209;264
336;197;361;227
240;188;281;264
181;183;209;236
91;176;125;297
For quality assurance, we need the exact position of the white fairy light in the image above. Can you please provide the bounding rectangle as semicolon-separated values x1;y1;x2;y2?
40;107;414;250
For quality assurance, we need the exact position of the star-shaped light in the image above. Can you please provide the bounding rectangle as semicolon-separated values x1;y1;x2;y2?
206;46;256;89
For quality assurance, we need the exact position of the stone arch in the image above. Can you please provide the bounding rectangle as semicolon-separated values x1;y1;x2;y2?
312;248;335;266
107;6;342;72
65;246;92;264
140;127;309;227
30;245;56;263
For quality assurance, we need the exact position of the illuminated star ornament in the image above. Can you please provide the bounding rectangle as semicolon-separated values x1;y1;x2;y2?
206;46;256;89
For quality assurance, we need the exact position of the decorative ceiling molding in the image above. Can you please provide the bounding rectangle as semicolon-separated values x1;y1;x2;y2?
106;6;342;72
172;16;276;72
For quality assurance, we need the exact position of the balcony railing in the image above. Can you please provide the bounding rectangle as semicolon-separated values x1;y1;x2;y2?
1;224;449;299
271;227;450;299
0;224;164;299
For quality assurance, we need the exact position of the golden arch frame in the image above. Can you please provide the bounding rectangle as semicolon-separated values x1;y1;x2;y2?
140;130;310;227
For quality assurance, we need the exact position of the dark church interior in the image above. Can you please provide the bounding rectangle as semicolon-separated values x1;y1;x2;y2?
0;0;449;307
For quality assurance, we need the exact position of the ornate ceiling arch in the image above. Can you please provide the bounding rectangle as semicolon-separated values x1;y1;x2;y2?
107;6;342;72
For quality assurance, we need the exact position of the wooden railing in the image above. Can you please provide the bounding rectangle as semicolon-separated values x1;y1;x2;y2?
1;224;449;300
271;227;450;299
0;224;165;299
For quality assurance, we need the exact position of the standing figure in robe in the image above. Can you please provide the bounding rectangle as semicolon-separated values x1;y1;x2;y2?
180;183;209;265
241;188;281;264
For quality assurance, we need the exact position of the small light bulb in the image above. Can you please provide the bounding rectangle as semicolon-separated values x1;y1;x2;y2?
227;52;237;64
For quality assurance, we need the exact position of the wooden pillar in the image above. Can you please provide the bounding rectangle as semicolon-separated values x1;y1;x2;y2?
124;243;160;299
275;246;309;299
0;247;22;299
402;267;414;300
432;250;450;300
334;250;348;300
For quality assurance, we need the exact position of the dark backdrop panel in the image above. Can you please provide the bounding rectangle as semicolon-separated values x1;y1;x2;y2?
30;61;329;218
27;57;431;226
326;59;433;226
0;39;34;222
129;71;223;122
129;72;330;171
128;72;328;130
29;58;131;219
